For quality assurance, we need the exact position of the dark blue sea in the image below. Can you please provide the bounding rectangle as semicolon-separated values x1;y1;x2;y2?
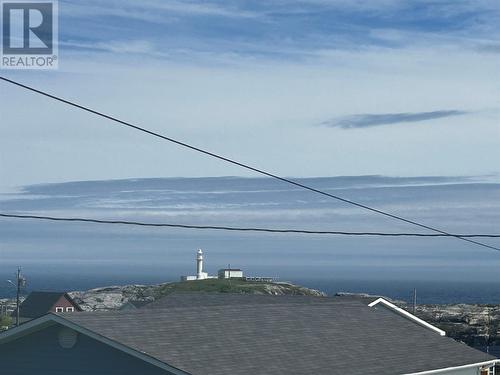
0;269;499;305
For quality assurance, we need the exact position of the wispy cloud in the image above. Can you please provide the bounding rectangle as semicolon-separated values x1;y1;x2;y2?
61;0;260;21
62;40;157;55
57;0;500;64
476;43;500;54
321;110;469;129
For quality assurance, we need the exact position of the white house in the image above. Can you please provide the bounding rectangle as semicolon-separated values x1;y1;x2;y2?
218;269;243;279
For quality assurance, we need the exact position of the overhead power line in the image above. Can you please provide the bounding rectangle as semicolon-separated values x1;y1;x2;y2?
0;76;498;252
1;213;500;240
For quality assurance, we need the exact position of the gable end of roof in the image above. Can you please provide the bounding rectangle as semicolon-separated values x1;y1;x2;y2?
0;314;189;375
368;298;446;336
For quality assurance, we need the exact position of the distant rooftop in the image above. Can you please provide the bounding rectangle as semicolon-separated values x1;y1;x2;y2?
12;291;81;318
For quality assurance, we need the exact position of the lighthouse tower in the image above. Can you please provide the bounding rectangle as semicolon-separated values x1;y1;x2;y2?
180;248;212;281
196;249;204;279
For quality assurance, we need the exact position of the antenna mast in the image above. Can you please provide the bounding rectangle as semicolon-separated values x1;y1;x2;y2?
412;288;417;314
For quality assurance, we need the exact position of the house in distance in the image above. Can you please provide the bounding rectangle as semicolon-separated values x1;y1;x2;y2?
218;268;243;279
12;291;82;324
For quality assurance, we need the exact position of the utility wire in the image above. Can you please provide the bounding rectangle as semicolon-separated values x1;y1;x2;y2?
1;76;498;251
1;213;500;239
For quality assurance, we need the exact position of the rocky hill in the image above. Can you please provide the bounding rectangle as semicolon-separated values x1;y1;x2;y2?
68;279;326;311
413;303;500;350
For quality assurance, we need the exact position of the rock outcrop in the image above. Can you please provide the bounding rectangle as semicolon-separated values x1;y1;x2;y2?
413;303;500;348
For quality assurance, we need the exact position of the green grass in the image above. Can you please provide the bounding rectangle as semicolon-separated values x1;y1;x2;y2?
128;278;323;301
0;315;12;328
151;278;271;299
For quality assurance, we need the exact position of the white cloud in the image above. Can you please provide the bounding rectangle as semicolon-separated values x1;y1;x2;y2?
61;0;260;21
62;40;158;55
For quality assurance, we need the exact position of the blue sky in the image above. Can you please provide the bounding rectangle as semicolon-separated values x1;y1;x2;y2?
58;0;500;56
0;0;499;189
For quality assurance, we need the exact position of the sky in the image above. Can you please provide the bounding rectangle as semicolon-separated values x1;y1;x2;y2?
0;2;500;297
0;0;499;190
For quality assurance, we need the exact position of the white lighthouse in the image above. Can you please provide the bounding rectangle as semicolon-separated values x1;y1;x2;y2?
180;249;214;281
196;249;204;279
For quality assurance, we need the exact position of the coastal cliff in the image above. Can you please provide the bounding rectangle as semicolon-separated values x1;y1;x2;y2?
413;303;500;350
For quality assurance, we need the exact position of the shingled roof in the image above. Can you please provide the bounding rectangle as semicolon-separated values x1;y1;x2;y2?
142;292;333;309
48;297;496;375
12;291;81;319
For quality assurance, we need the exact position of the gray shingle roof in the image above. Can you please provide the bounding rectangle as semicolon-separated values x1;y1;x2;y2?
143;292;333;309
58;296;496;375
128;300;152;309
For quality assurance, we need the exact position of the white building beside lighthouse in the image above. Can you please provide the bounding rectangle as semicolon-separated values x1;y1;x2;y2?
181;249;216;281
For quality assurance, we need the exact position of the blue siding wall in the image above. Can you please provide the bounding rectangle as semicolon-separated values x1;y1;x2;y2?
0;323;176;375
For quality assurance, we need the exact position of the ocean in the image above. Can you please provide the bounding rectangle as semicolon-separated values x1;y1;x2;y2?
1;271;499;305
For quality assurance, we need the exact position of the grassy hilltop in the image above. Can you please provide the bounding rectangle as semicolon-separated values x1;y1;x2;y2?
69;278;326;311
151;279;325;298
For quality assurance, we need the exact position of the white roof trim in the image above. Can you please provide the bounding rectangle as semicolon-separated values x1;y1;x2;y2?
403;359;499;374
368;298;446;336
0;314;190;375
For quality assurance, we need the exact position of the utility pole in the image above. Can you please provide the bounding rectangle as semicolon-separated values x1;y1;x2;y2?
14;267;26;327
412;288;417;314
486;308;490;355
6;267;25;327
16;267;21;327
